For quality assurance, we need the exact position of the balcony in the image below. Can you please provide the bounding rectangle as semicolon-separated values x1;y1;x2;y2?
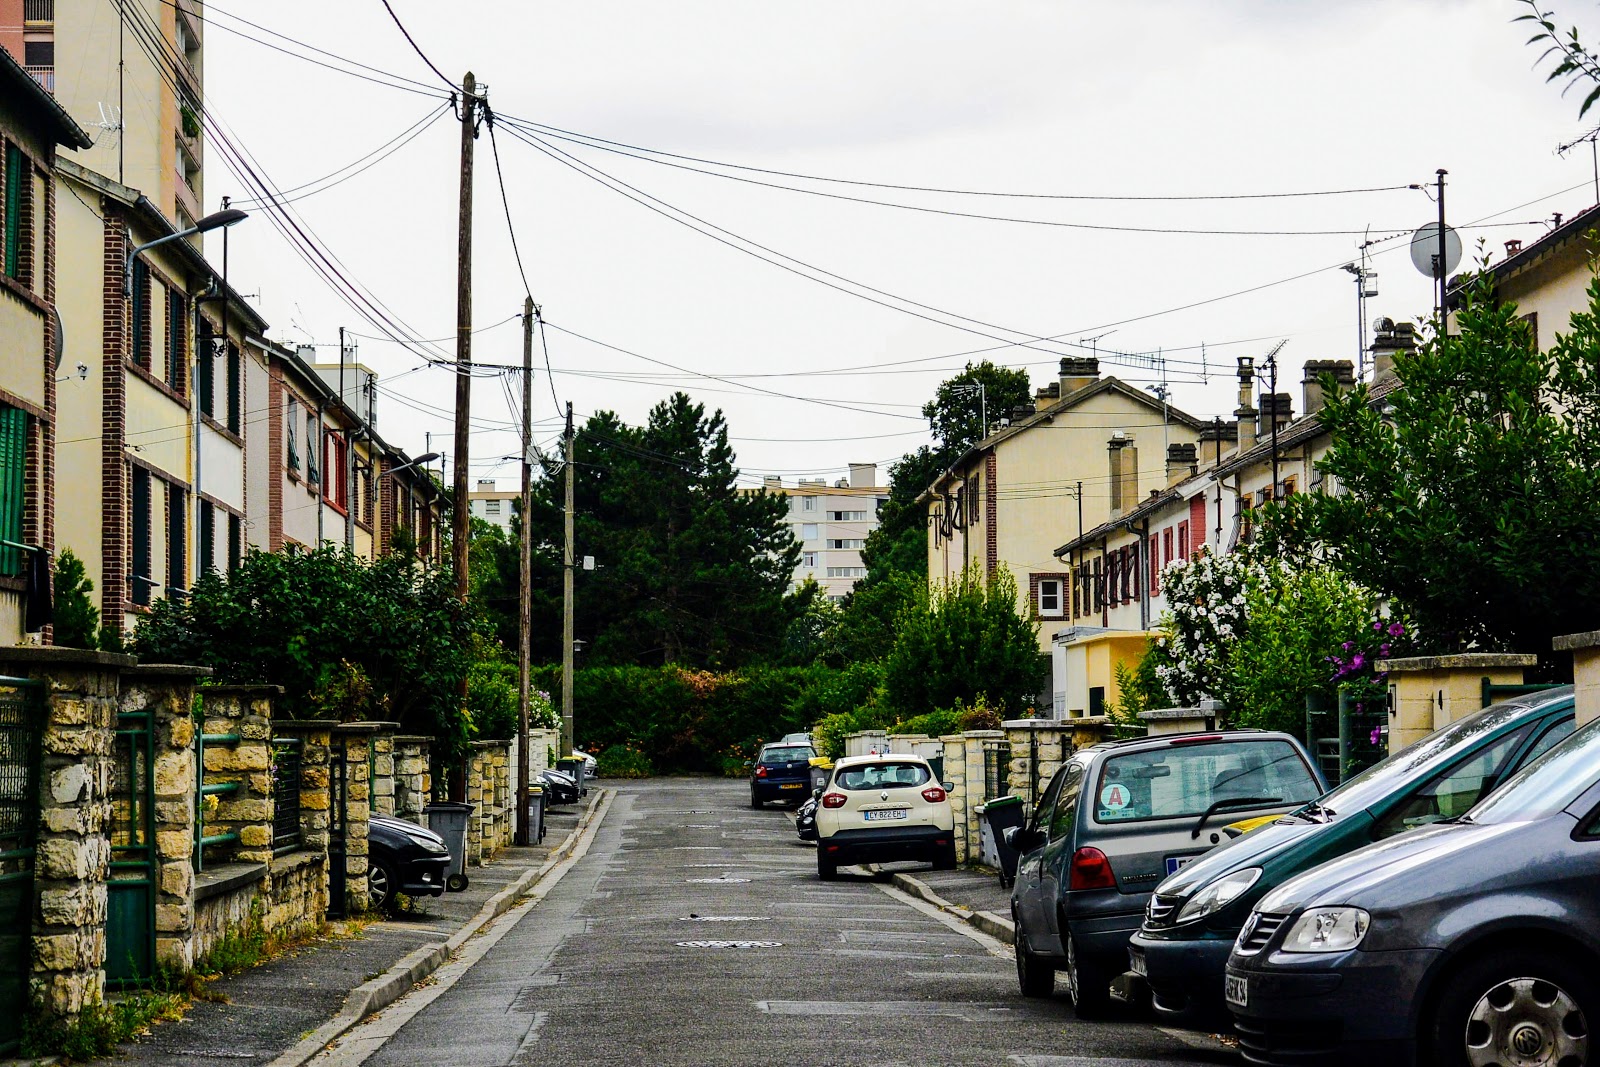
25;66;54;93
24;0;53;23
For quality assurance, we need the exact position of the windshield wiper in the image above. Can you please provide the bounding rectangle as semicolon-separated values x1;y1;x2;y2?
1192;797;1282;839
1294;801;1336;823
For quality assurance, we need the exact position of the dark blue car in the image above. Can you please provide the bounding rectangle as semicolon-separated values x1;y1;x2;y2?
1227;706;1600;1067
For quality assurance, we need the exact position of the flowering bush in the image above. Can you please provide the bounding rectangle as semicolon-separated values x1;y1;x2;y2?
1154;547;1260;705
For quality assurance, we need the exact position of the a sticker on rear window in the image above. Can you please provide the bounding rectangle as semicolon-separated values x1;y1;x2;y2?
1100;783;1132;811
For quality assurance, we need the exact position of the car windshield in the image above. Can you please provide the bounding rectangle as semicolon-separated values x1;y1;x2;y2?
761;746;814;763
1465;715;1600;825
836;762;931;789
1091;739;1319;824
1310;695;1565;818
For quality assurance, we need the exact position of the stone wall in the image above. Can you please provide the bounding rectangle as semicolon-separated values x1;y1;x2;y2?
266;850;326;941
392;735;431;823
465;740;513;865
198;687;277;868
1003;720;1069;808
331;724;384;915
191;863;267;965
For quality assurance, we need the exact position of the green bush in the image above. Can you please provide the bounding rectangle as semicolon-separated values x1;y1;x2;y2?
595;744;653;778
889;708;962;738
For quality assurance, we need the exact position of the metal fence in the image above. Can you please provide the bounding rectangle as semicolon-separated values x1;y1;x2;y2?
981;740;1012;801
272;739;303;853
23;0;51;22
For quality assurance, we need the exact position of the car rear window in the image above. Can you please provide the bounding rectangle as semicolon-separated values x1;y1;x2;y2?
761;746;814;763
1091;739;1319;824
835;762;931;790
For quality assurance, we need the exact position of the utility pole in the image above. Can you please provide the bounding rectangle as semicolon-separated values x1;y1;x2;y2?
452;72;480;607
561;401;576;757
342;326;356;551
1435;169;1448;322
516;297;534;845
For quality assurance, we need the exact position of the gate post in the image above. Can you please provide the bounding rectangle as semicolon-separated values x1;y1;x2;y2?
1003;719;1068;808
331;724;391;914
0;647;132;1022
392;736;432;823
370;729;396;817
939;734;969;862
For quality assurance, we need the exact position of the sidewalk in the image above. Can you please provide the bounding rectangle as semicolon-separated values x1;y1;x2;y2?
868;861;1016;943
32;791;609;1067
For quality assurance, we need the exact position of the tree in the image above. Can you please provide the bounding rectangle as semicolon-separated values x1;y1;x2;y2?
882;565;1041;718
1518;1;1600;116
1276;267;1600;655
921;360;1032;456
51;548;99;650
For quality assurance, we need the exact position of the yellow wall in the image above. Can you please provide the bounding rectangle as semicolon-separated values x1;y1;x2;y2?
0;290;44;411
53;173;107;598
1060;630;1154;718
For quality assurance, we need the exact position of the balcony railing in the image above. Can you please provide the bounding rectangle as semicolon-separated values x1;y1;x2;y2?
23;0;53;23
25;66;54;92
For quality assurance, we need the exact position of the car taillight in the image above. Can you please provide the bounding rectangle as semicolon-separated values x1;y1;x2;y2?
821;792;847;808
1069;846;1116;890
921;786;947;803
755;765;768;778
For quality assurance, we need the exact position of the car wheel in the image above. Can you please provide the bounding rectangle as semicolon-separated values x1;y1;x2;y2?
932;840;958;870
1427;949;1595;1067
750;790;762;810
817;851;838;881
1065;928;1112;1019
1014;914;1055;998
368;859;398;913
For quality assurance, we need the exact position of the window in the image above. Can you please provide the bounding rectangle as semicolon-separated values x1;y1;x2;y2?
323;433;347;509
129;258;152;369
485;499;501;516
1037;578;1063;617
801;496;816;512
830;510;868;521
1238;493;1255;543
130;467;152;606
1091;739;1320;825
23;40;52;66
0;404;25;577
1163;527;1173;567
3;143;22;282
305;415;320;484
1373;729;1530;839
1047;764;1086;841
227;513;242;573
800;523;817;541
1092;556;1104;612
1177;520;1190;560
285;398;300;471
198;500;215;574
828;538;864;549
225;344;241;434
802;552;817;568
826;566;866;578
166;483;186;596
167;289;188;393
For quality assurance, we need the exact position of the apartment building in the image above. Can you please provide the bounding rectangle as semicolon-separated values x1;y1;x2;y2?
468;478;518;535
760;462;886;601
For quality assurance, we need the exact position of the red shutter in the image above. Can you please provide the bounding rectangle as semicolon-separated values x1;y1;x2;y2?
1178;520;1190;560
1188;494;1207;554
1163;527;1174;566
1149;539;1160;595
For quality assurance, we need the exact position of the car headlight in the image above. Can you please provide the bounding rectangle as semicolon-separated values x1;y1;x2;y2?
1175;867;1262;924
1280;907;1370;953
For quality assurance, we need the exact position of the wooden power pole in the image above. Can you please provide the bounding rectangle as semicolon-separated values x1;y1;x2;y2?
516;297;533;845
452;72;479;607
561;401;575;756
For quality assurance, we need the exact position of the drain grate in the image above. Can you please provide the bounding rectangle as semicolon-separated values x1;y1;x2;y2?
679;915;770;922
686;876;751;883
677;940;783;949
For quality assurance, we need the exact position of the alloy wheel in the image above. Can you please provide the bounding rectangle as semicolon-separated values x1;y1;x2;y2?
1464;976;1588;1067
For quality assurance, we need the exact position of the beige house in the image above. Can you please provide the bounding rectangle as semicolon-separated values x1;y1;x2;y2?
0;46;91;644
921;357;1207;652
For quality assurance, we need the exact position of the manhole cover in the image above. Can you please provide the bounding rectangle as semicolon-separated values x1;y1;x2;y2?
679;915;771;922
677;940;783;949
686;876;751;883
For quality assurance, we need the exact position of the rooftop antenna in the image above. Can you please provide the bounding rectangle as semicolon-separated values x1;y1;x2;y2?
1557;124;1600;207
1079;329;1116;359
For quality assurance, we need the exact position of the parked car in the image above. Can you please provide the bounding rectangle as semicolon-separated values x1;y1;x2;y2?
1226;704;1600;1067
1007;730;1324;1017
1133;687;1574;1027
814;754;956;879
795;794;819;841
368;814;453;912
781;732;813;746
750;742;816;808
539;767;581;805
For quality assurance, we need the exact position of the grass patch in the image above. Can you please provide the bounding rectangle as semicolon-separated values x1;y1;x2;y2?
21;990;186;1061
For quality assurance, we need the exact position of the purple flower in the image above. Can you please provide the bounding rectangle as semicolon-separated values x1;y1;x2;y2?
1373;620;1383;632
1388;621;1405;638
1379;644;1391;657
1342;641;1354;651
1350;653;1366;669
1370;726;1382;746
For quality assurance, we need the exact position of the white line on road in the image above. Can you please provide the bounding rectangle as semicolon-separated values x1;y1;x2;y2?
872;878;1014;960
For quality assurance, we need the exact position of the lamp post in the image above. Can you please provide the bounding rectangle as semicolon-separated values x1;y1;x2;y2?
123;207;247;297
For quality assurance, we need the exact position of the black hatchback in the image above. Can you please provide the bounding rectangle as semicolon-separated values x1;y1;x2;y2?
749;743;815;808
368;814;452;912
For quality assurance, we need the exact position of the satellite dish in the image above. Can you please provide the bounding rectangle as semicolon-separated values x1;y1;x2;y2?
1410;222;1462;279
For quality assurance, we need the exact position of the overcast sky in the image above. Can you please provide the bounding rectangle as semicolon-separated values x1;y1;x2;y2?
203;0;1599;503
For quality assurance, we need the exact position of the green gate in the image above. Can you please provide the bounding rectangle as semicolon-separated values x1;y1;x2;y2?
107;702;157;986
0;676;42;1055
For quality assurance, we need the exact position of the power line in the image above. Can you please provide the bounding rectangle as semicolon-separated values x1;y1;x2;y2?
376;0;456;90
232;102;449;208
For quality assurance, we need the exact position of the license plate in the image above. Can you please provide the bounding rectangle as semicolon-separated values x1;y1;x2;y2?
780;783;803;789
1225;974;1248;1008
864;808;908;822
1128;948;1147;977
1165;855;1196;876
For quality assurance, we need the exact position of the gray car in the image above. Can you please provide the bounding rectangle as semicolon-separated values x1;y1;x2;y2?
1226;711;1600;1067
1007;730;1324;1016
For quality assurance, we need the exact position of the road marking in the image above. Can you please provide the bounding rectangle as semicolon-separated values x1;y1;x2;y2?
873;878;1013;960
758;1000;1010;1023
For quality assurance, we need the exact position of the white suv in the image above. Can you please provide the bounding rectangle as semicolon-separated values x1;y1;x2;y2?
814;755;957;880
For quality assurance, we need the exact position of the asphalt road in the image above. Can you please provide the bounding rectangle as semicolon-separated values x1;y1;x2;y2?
317;778;1239;1067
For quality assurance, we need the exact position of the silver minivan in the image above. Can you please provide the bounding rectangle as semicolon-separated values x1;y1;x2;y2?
1006;730;1324;1016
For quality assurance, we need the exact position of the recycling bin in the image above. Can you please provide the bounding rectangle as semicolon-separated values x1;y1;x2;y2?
526;783;546;844
557;758;588;796
424;801;475;891
808;757;833;794
978;793;1027;889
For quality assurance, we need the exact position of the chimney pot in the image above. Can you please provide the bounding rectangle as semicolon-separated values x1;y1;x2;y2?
1370;320;1417;382
1302;359;1355;416
1504;238;1523;257
1166;442;1198;485
1059;357;1100;396
1034;381;1061;411
848;463;875;489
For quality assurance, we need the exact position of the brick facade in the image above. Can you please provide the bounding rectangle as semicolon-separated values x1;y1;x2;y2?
100;204;128;628
984;451;998;577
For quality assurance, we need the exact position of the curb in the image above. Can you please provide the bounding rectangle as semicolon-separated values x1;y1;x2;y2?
266;788;614;1067
883;869;1015;944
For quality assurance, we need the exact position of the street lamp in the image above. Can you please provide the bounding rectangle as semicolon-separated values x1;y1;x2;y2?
123;207;249;297
382;452;440;479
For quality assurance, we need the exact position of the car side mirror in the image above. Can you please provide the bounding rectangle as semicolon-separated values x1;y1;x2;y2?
1004;826;1040;853
743;760;753;768
942;782;954;792
813;787;823;798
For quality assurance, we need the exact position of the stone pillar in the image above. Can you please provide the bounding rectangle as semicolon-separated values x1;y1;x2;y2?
530;728;558;776
960;731;1005;862
331;723;392;914
0;648;133;1021
1375;654;1539;751
198;686;278;867
118;664;209;971
392;735;432;823
939;734;970;863
1555;631;1600;727
370;728;396;817
1003;719;1069;806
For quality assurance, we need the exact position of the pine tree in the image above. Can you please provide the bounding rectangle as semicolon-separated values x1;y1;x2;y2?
51;548;99;649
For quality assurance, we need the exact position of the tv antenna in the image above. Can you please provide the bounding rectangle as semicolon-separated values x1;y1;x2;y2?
1557;124;1600;207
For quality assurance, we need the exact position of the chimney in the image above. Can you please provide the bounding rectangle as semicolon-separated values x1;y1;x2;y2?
1010;404;1033;423
1059;357;1100;396
1504;238;1522;258
1235;356;1258;452
1034;381;1060;411
763;475;782;490
296;344;316;363
1108;435;1137;515
1166;442;1197;485
1370;318;1417;383
475;479;495;491
1257;393;1293;437
1198;419;1237;469
848;463;876;489
1302;359;1356;416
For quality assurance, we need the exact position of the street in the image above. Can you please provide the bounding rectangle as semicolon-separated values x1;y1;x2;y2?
311;780;1235;1067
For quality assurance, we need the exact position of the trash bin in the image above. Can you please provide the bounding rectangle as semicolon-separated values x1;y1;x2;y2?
978;794;1027;889
526;783;546;844
424;801;475;892
557;758;588;796
808;757;833;794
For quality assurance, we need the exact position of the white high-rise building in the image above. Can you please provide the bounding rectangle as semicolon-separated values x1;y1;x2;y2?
761;463;887;601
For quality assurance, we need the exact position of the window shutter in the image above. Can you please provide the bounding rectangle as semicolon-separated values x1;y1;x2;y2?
131;467;152;605
168;289;187;393
166;483;186;595
0;404;25;576
1178;521;1190;560
226;344;241;433
1150;539;1160;595
3;143;20;280
227;513;242;573
198;500;214;574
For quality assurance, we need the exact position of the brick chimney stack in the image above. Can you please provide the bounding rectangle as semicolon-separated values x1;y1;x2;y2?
1235;356;1258;452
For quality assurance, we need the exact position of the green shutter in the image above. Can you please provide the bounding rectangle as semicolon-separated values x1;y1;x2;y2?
0;404;25;576
131;467;151;605
3;144;21;280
